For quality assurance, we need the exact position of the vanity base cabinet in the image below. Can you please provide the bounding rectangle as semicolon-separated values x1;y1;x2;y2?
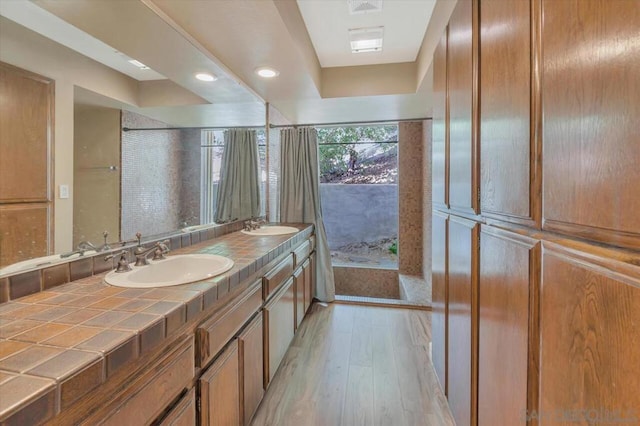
305;255;314;313
158;388;197;426
239;314;264;426
263;277;295;388
199;340;240;426
294;266;305;330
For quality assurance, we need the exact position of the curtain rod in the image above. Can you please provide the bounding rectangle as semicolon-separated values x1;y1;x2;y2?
122;125;266;132
268;117;432;129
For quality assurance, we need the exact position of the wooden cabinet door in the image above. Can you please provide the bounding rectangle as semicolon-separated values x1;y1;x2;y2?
0;62;53;203
541;0;640;249
432;28;448;209
293;266;304;330
200;340;240;426
479;226;539;426
263;277;295;387
431;211;448;394
480;0;535;224
158;388;196;426
238;314;264;426
447;216;479;426
303;258;312;314
540;244;640;424
447;0;478;214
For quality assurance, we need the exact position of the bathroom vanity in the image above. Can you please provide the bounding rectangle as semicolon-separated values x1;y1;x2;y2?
0;223;316;425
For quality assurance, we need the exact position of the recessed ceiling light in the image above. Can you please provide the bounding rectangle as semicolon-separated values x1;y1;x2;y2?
195;73;217;82
255;67;280;78
128;59;150;70
349;26;384;53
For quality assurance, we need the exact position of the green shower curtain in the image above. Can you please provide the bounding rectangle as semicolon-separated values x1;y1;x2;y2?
214;129;261;223
280;127;335;303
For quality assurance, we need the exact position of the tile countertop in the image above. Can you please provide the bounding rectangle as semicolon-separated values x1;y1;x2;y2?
0;224;313;423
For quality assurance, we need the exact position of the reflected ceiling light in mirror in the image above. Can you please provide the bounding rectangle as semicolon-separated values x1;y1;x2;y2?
128;59;150;70
255;67;280;78
195;72;217;82
349;26;384;53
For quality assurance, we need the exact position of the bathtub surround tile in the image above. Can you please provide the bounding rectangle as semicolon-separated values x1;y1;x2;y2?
333;266;400;299
8;271;42;300
69;258;93;281
42;264;70;290
0;374;57;425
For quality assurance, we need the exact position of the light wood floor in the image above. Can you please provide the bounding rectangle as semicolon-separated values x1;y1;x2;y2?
251;303;455;426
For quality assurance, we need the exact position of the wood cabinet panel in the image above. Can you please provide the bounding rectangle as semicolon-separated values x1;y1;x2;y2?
432;27;448;208
480;0;533;221
303;258;312;314
479;226;539;426
239;314;264;426
158;388;196;426
431;211;448;394
101;338;194;426
0;203;49;267
200;340;240;426
540;244;640;424
447;216;478;426
293;240;310;268
541;0;640;248
447;0;477;213
0;62;52;203
294;266;304;330
263;277;295;386
196;281;262;368
262;254;293;300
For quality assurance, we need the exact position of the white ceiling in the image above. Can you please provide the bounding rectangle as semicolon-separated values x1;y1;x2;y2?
297;0;437;68
0;0;165;81
0;0;454;126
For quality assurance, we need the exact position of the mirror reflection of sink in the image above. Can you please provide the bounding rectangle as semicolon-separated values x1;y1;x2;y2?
0;251;97;277
241;226;299;236
181;224;216;233
104;254;234;288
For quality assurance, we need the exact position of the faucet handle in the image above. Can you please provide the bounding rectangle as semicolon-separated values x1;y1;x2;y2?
135;232;142;246
105;250;131;273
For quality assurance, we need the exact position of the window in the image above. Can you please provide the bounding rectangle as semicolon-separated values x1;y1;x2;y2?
201;129;266;224
318;124;398;268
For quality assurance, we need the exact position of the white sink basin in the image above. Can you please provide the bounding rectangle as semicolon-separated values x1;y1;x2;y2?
105;254;234;288
241;226;299;236
0;251;97;277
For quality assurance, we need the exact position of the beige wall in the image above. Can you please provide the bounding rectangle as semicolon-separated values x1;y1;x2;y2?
0;17;139;253
73;106;121;247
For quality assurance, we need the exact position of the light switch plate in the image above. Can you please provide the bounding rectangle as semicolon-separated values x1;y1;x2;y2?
59;184;69;199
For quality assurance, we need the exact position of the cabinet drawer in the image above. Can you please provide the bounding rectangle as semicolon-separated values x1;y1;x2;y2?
158;388;196;426
262;254;293;300
100;337;194;426
264;277;295;386
293;240;311;267
196;281;262;368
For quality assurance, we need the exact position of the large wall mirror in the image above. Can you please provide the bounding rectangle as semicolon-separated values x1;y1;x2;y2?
0;4;266;272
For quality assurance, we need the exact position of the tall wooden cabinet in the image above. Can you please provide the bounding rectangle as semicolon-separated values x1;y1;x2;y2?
0;62;54;266
432;0;640;424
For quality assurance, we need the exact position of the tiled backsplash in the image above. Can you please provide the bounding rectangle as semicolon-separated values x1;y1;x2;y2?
0;220;248;304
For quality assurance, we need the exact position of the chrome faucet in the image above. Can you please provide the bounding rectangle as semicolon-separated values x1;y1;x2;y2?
60;241;97;258
244;218;265;231
133;234;170;266
105;250;132;273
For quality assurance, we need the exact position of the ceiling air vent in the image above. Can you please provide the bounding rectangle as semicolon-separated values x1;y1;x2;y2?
348;0;383;15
